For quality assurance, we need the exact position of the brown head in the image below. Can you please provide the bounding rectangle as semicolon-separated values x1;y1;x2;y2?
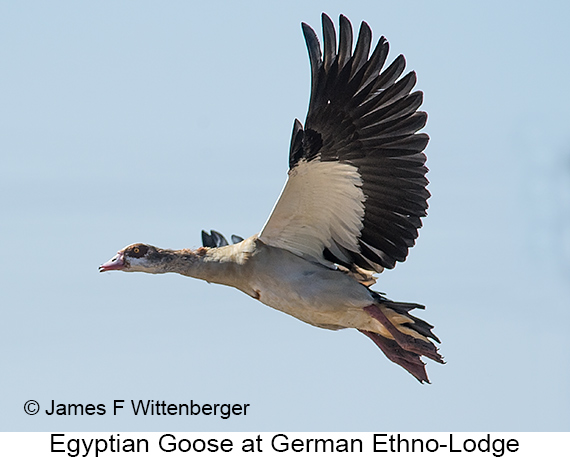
99;243;171;274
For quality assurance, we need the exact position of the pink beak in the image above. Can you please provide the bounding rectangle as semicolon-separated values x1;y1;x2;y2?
99;252;126;272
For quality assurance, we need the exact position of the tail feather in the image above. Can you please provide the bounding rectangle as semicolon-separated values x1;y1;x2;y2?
362;297;444;383
383;301;441;344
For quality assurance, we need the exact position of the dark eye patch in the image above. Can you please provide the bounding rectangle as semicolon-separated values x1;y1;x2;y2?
127;244;149;258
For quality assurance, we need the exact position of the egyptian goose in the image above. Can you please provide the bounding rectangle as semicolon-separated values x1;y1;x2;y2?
100;14;443;383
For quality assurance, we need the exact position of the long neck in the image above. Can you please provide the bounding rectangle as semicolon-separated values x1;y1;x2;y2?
158;244;251;289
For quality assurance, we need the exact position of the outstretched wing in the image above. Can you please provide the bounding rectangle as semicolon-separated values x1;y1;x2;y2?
259;14;429;272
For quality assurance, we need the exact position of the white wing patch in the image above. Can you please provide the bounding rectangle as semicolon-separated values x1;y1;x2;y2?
259;159;365;266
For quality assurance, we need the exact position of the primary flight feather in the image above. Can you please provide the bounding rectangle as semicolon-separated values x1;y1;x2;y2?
100;13;443;383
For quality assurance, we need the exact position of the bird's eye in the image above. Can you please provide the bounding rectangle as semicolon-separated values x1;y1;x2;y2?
129;244;148;258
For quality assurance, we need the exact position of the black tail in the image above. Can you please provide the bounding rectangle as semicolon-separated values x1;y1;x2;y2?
361;294;443;383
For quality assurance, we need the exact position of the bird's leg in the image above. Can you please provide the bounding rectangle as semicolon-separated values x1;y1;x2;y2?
359;329;430;383
364;304;443;363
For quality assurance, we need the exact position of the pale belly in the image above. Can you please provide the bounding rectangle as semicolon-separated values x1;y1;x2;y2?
240;243;387;334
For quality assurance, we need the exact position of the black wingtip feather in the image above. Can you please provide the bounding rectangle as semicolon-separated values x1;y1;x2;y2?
231;235;244;244
201;230;213;248
201;230;229;248
360;35;389;89
351;21;372;79
321;13;336;72
337;15;353;70
372;54;406;92
302;22;323;110
289;119;305;168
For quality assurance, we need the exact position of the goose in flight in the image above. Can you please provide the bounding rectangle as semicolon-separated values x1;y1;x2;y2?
100;14;443;383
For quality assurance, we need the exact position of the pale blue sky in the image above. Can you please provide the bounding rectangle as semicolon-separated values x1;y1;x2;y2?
1;0;569;431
